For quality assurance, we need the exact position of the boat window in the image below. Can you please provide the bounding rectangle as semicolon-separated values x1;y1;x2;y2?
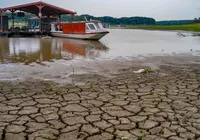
94;22;100;29
88;24;96;30
98;23;104;29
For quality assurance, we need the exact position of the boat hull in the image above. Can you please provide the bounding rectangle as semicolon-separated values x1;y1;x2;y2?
51;32;109;40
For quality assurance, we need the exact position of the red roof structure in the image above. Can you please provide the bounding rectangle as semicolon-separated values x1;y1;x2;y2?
0;1;76;32
0;1;76;16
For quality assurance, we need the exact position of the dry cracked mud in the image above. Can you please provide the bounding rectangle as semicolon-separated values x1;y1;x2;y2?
0;63;200;140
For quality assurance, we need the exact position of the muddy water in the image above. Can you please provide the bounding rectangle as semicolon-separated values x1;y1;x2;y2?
0;29;200;64
0;37;109;64
101;29;200;58
0;29;200;81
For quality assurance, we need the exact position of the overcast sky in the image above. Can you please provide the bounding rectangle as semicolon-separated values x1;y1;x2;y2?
0;0;199;20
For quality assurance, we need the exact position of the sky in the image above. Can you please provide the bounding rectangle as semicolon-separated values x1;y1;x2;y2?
0;0;199;20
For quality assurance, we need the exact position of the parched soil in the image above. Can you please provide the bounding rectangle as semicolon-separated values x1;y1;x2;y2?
0;63;200;140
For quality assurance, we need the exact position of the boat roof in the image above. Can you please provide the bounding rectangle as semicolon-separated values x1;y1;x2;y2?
51;20;102;24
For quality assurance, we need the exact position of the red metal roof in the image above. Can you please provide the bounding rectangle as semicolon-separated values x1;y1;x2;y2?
0;1;76;16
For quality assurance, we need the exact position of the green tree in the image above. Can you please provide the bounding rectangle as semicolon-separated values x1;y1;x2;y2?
194;18;198;23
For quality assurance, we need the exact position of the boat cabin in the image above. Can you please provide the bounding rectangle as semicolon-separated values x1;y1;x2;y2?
51;21;106;34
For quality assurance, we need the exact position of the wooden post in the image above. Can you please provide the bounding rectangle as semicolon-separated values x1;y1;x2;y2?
47;15;50;32
36;5;44;32
11;10;15;32
58;15;61;22
71;14;74;22
0;10;2;32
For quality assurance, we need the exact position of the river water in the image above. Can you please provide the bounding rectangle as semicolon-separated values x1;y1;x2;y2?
0;29;200;65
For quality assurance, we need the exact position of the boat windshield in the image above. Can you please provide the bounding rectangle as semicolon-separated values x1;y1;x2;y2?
98;23;104;29
94;22;100;29
86;25;89;30
88;24;96;30
86;22;105;31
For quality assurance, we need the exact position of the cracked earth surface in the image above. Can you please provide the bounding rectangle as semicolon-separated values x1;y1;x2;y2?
0;64;200;140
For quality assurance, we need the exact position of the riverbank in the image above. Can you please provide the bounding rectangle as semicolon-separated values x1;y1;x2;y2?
0;55;200;140
112;24;200;33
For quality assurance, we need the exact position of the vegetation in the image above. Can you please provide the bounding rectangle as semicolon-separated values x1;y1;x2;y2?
143;68;155;74
4;12;34;23
193;17;200;23
61;14;156;25
156;18;200;26
156;20;193;25
127;24;200;32
8;22;26;27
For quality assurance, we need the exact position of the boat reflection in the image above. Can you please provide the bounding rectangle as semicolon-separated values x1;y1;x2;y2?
0;38;109;64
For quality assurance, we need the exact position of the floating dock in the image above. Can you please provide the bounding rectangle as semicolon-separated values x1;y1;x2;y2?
0;1;76;37
0;31;49;37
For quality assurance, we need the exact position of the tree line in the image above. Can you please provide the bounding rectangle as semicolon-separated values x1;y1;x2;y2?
156;20;193;25
61;14;156;25
61;15;200;25
193;18;200;23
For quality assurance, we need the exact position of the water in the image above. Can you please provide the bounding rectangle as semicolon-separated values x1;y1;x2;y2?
102;29;200;57
0;37;109;64
0;29;200;64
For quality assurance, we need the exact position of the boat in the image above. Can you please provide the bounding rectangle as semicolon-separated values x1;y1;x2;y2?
50;20;109;40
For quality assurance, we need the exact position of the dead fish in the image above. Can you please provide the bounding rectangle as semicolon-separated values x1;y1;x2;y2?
133;69;145;73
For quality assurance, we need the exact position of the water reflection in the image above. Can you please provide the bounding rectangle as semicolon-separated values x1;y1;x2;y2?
0;38;109;64
1;29;200;65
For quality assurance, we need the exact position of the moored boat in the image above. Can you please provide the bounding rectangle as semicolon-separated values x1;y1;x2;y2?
50;21;109;40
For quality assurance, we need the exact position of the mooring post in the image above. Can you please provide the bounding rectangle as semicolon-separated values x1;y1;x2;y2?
36;4;44;33
71;14;74;22
0;10;2;32
58;14;61;22
0;10;5;32
11;10;15;32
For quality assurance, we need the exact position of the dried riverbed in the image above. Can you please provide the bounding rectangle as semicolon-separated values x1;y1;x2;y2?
0;55;200;140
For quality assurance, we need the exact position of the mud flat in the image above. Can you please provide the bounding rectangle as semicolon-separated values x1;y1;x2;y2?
0;55;200;140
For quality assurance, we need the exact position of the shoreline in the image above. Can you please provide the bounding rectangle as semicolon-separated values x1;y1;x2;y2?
111;24;200;34
0;54;200;84
112;27;200;34
111;27;200;35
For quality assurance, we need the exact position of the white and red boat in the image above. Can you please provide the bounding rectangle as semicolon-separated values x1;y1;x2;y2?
50;21;109;40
